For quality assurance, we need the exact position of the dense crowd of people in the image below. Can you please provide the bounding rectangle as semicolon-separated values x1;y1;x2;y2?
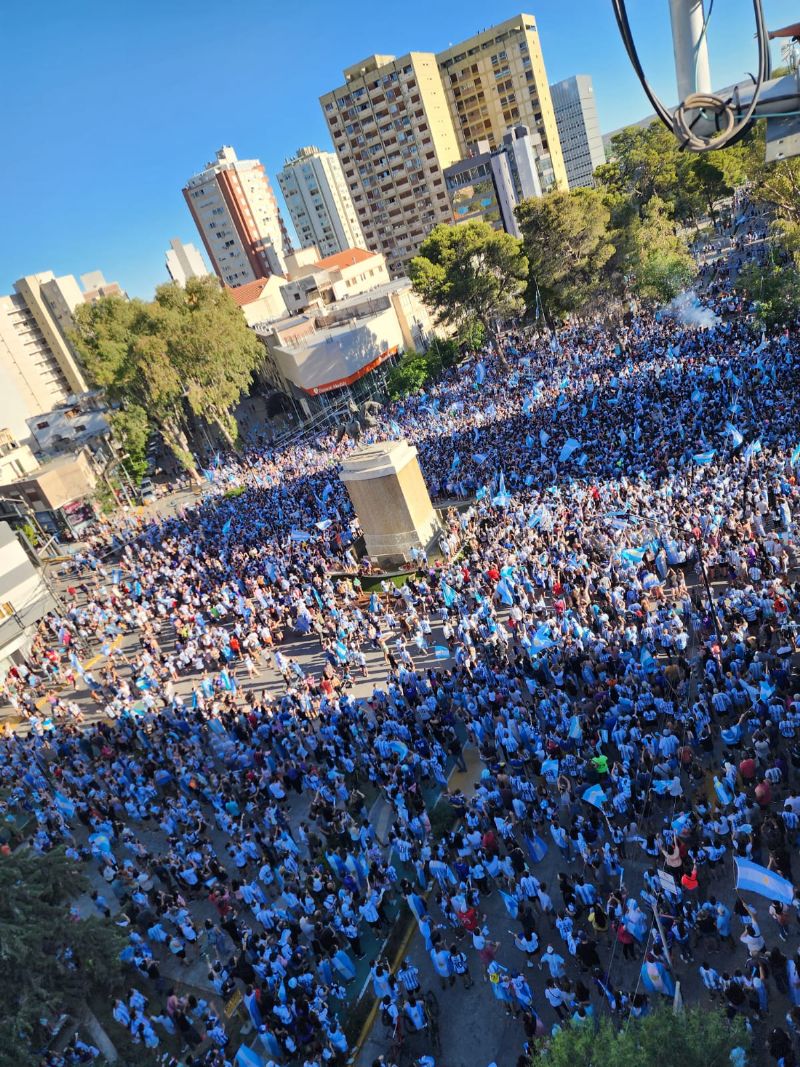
5;205;800;1067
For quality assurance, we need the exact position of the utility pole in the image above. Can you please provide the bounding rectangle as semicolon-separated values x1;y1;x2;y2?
668;0;712;102
692;528;723;648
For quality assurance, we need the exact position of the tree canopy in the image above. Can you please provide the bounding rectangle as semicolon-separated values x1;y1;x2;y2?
736;259;800;331
409;221;528;342
515;188;616;321
530;1007;748;1067
0;847;126;1067
596;123;732;225
625;196;696;302
71;277;264;476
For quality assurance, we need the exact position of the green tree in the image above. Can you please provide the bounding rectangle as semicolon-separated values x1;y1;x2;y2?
596;123;730;226
409;221;528;345
384;350;433;400
596;124;684;216
736;260;800;331
530;1008;747;1067
515;188;616;320
0;848;126;1067
108;405;150;483
71;277;264;477
625;197;696;302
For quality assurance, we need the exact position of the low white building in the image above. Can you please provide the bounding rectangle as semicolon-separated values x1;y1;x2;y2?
0;521;55;678
26;395;110;457
254;277;436;415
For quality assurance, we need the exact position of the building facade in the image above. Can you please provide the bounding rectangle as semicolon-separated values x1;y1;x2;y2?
277;146;365;258
79;271;127;302
165;238;211;286
436;14;567;192
444;124;543;236
550;74;606;188
320;52;461;277
182;146;292;288
0;273;89;443
0;521;55;679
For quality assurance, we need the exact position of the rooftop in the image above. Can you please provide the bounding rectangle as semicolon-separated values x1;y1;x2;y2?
225;278;277;308
313;248;376;272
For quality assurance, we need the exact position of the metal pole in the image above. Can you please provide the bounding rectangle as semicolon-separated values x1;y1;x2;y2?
692;529;723;648
668;0;712;102
651;902;675;972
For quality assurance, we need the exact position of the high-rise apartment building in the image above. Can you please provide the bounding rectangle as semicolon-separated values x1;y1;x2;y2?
277;146;365;258
550;74;606;188
182;146;292;288
165;238;212;286
0;272;89;442
444;124;543;237
320;53;461;277
436;14;567;192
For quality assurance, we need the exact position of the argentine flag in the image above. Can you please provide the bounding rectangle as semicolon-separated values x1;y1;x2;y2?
621;546;646;566
640;646;657;674
693;449;716;466
493;471;512;507
475;362;486;386
735;857;794;905
335;639;348;663
499;890;519;918
496;579;514;606
558;438;582;464
725;423;744;449
53;791;76;820
434;646;450;660
582;784;607;809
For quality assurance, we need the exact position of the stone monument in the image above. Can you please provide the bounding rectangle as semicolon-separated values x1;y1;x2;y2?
339;439;440;566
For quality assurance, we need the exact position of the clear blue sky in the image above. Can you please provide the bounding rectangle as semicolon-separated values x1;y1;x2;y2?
2;0;796;298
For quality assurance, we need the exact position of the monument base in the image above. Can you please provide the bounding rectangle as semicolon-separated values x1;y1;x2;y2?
339;440;441;567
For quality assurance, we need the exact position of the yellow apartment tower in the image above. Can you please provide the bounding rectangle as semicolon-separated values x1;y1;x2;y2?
320;53;461;277
436;14;568;191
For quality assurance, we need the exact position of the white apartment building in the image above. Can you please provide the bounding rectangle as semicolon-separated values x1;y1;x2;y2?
549;74;606;188
182;146;292;288
0;273;89;443
165;238;211;286
277;146;365;259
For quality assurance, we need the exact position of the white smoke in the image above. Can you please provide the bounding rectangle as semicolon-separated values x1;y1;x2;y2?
664;289;720;330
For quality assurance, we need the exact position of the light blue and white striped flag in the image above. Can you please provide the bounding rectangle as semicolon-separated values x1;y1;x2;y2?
725;423;744;449
582;784;607;809
558;438;582;464
735;857;794;904
693;450;716;466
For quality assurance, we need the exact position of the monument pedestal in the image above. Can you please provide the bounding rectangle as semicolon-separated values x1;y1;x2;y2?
339;440;440;566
